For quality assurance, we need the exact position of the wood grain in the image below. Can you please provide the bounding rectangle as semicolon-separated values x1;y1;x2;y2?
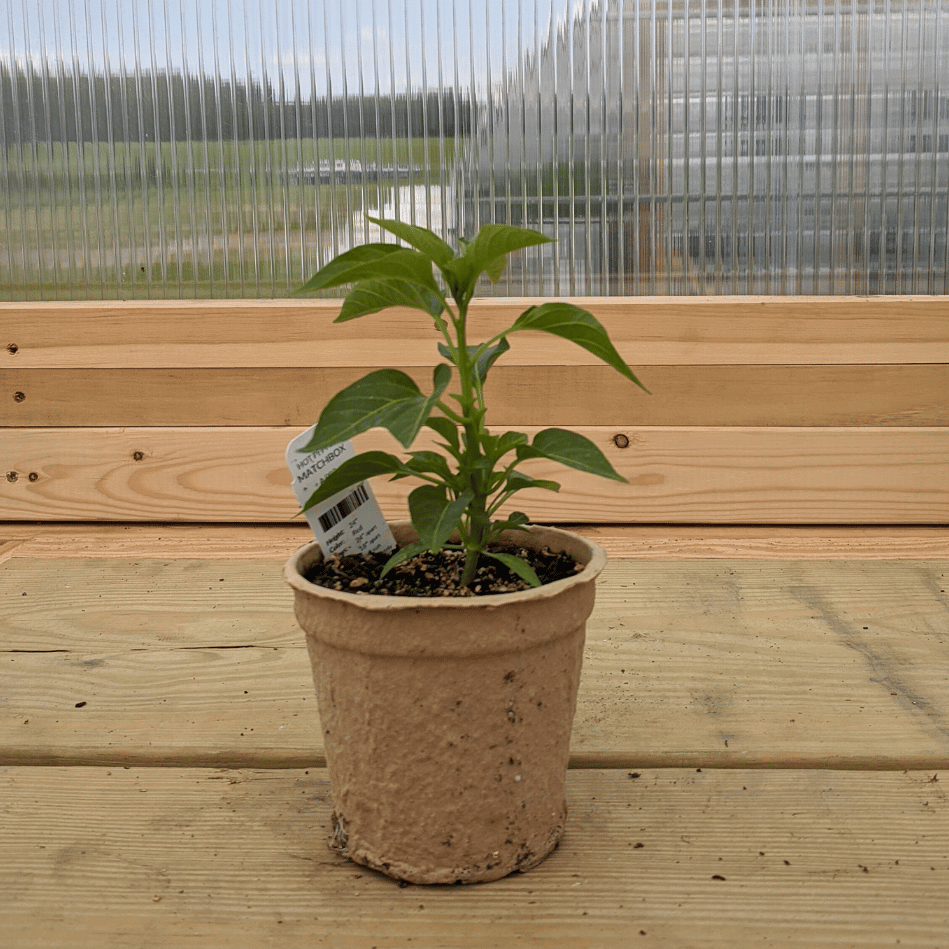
574;525;949;560
0;538;26;564
3;296;947;368
3;294;947;946
8;364;948;427
1;767;946;948
2;426;946;523
3;558;946;769
3;523;949;561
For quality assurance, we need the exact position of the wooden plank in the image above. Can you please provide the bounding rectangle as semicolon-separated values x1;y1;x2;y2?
3;523;949;561
1;767;946;948
3;558;946;769
4;296;947;368
0;538;26;564
575;525;949;560
2;426;946;523
8;364;948;427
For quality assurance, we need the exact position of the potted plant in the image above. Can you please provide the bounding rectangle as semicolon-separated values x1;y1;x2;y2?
285;219;647;884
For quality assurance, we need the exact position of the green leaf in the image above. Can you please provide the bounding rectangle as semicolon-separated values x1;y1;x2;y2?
409;485;474;552
489;511;531;533
299;451;407;513
368;217;455;267
298;247;441;296
440;258;473;298
462;224;552;275
437;341;463;362
294;243;404;294
301;367;450;451
510;302;649;391
473;336;511;384
485;551;541;588
484;254;509;284
381;540;429;578
437;337;511;386
479;430;529;467
504;471;561;493
444;225;552;297
425;415;461;453
404;450;455;482
337;278;444;322
465;454;497;495
489;430;529;458
516;428;627;483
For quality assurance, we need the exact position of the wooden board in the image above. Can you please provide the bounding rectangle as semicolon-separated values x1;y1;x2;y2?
8;364;948;427
4;296;948;368
3;524;949;561
1;767;946;948
2;426;947;523
3;558;947;770
4;294;946;946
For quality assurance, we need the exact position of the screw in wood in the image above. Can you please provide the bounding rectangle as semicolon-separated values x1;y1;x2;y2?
613;433;630;449
13;391;26;403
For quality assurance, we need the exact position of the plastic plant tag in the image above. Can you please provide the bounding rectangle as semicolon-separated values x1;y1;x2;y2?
286;426;396;557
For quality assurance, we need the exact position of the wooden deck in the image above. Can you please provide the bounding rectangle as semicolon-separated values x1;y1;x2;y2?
2;523;947;947
2;294;947;945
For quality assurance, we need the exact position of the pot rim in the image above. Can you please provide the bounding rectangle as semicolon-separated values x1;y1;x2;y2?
284;521;607;612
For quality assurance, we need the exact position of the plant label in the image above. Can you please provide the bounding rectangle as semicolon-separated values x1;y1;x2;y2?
286;427;396;556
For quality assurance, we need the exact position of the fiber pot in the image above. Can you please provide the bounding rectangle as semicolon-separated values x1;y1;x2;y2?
284;522;606;885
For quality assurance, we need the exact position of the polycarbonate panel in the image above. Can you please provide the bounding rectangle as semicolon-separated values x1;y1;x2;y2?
1;0;946;299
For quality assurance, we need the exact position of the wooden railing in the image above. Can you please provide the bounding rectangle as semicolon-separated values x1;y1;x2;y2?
2;295;947;523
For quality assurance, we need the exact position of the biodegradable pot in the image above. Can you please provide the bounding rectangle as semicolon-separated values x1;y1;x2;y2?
284;522;606;885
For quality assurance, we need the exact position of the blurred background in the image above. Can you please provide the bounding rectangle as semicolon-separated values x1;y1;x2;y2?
2;0;947;299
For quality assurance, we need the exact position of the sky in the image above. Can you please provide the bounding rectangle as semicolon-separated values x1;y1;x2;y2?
1;0;581;96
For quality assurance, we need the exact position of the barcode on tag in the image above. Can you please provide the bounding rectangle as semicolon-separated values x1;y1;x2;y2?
286;427;396;557
318;484;370;532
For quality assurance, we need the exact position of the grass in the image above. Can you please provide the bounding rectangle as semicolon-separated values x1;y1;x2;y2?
1;137;459;299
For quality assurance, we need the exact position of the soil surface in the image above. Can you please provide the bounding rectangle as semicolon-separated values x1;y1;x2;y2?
305;543;582;597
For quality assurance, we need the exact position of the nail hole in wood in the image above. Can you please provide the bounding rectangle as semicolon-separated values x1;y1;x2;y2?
6;343;18;355
6;471;17;483
13;391;26;403
132;451;145;461
28;472;39;482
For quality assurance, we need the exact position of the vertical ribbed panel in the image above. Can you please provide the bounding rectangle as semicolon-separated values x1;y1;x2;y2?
1;0;946;299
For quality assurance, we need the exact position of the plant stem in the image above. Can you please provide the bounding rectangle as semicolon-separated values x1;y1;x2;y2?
452;294;490;588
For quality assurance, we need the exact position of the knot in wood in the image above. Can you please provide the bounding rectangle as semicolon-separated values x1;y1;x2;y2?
613;433;630;449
